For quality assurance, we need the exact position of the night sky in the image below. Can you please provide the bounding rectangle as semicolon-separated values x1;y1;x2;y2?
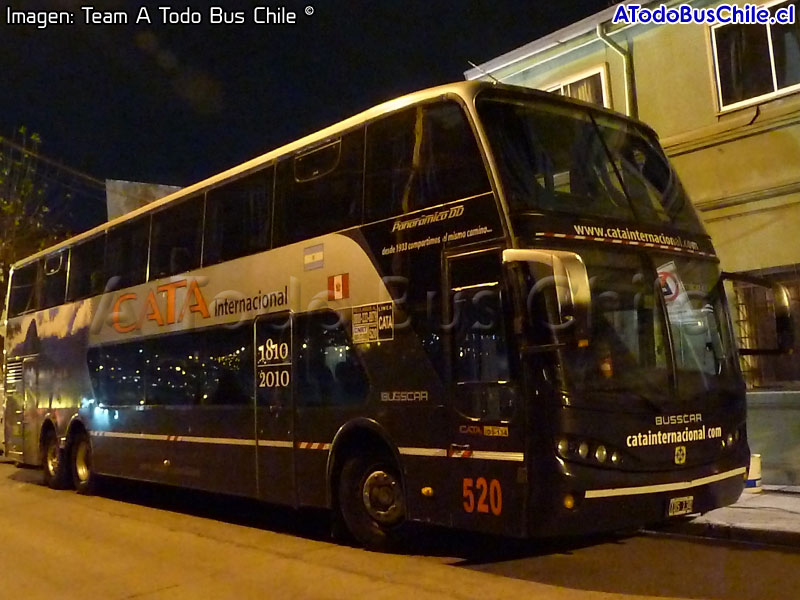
1;0;612;228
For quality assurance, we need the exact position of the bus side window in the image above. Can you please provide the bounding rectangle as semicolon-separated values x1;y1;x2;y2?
8;261;40;317
144;329;252;406
106;219;149;290
365;101;490;221
67;234;106;301
90;342;145;406
296;311;367;407
41;251;67;309
274;130;364;246
150;198;203;279
203;168;272;267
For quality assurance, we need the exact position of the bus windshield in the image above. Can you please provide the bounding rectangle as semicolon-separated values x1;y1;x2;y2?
476;91;705;234
555;248;739;407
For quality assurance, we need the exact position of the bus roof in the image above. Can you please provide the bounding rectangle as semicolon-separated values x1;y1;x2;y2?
15;80;657;269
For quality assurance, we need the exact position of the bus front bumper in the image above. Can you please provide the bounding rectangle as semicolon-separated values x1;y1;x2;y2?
528;462;747;538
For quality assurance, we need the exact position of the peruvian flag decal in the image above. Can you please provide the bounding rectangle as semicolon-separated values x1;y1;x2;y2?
328;273;350;300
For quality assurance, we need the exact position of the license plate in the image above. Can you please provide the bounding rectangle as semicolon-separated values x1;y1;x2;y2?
668;495;694;517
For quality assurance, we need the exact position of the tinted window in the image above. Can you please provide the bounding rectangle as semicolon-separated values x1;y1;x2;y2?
146;328;253;406
365;101;490;221
150;198;203;279
477;93;706;234
88;327;253;407
88;341;145;406
106;219;150;290
8;262;39;317
203;169;272;266
67;235;106;301
274;130;364;245
41;251;67;309
296;311;367;406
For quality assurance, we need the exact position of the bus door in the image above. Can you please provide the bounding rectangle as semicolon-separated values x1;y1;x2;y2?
444;249;524;536
255;312;295;506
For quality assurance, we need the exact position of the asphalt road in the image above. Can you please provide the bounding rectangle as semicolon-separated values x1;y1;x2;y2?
1;460;798;600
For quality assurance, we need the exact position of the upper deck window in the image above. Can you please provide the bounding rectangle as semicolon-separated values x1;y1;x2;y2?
41;251;67;309
67;234;106;301
150;197;203;279
274;130;364;246
106;218;150;290
203;168;272;266
365;101;490;221
8;261;39;317
476;92;705;234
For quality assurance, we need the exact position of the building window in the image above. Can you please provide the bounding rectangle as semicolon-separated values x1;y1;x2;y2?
731;266;800;389
545;68;609;107
712;0;800;109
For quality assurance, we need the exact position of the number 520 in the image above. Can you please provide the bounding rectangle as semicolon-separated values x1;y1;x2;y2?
462;477;502;516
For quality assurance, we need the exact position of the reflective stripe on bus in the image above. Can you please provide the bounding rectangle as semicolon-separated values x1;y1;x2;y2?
584;467;747;499
296;442;331;450
399;447;524;462
257;440;293;449
91;431;257;446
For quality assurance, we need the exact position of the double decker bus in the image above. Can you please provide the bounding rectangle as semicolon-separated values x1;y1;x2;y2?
2;82;793;550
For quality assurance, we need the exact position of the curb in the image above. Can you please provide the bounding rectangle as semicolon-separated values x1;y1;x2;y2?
647;517;800;549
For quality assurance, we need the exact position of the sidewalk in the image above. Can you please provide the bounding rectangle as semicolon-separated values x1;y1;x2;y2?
652;485;800;548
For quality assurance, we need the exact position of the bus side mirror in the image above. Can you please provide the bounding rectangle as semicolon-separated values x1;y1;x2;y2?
503;249;591;343
722;272;795;355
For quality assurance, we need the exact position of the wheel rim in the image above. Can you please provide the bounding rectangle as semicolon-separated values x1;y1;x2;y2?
75;440;91;483
45;439;59;477
361;469;404;526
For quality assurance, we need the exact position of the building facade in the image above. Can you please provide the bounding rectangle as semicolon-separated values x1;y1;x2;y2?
468;0;800;482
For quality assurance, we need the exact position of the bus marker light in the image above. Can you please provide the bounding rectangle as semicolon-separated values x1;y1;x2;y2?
557;439;569;456
578;442;589;459
595;445;607;463
421;487;434;497
563;494;576;510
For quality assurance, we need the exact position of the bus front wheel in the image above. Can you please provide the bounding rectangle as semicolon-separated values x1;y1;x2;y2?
41;429;70;490
338;454;406;551
71;431;96;495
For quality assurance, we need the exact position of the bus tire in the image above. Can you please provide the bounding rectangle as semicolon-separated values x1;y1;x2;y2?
337;454;406;551
71;431;96;495
41;429;70;490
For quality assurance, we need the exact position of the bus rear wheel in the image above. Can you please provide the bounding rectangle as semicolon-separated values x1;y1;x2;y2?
71;431;96;495
41;429;70;490
338;454;406;551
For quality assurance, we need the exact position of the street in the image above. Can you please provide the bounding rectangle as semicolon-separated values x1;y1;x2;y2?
1;460;798;600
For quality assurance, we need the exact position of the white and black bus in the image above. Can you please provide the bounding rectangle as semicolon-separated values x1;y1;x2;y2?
2;82;792;550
